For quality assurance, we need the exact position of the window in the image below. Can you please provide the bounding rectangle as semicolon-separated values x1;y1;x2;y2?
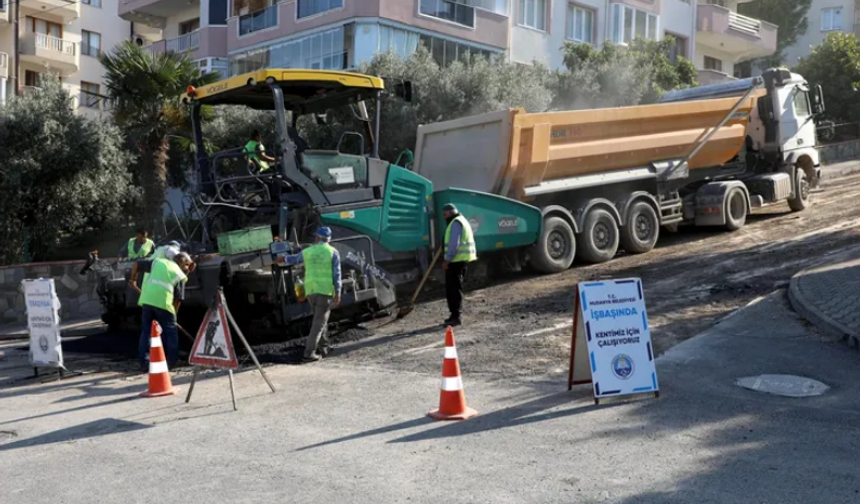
704;56;723;72
80;82;100;109
297;0;343;19
668;34;687;63
821;7;843;31
233;26;349;75
611;4;658;45
81;30;101;57
471;0;508;15
793;90;811;117
708;0;726;6
24;70;42;88
180;18;200;35
567;4;594;44
419;32;495;66
518;0;546;31
81;0;101;7
30;17;62;38
239;4;278;35
420;0;476;28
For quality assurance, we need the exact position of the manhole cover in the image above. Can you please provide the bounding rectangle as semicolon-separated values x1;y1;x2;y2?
0;430;18;444
736;375;829;398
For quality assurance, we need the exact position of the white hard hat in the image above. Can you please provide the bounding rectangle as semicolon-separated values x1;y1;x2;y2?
164;246;180;260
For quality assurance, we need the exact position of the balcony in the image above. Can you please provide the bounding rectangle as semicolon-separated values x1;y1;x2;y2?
20;33;79;75
20;0;80;22
0;52;8;79
698;69;738;86
147;27;227;60
119;0;183;29
239;5;279;36
697;4;777;61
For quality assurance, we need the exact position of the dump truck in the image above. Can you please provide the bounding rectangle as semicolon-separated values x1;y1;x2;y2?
92;69;542;337
411;68;824;273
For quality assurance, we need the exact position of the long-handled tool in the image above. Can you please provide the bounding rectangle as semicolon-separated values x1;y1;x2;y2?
397;247;443;319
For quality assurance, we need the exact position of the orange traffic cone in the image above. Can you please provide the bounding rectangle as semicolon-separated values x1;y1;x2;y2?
140;321;178;398
429;326;478;421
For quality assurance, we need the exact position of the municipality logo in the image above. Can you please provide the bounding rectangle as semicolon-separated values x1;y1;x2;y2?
611;354;635;380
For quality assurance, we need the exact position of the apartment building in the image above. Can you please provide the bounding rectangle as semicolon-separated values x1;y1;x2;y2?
0;0;133;114
783;1;852;66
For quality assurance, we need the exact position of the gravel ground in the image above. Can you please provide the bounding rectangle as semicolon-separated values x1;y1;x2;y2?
19;174;860;382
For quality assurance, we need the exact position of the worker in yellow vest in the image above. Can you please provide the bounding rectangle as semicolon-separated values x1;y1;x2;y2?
244;130;276;173
275;227;342;363
119;228;154;260
137;252;195;370
441;204;477;327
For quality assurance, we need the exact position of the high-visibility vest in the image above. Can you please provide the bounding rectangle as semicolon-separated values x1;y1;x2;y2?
127;238;154;259
152;245;179;261
138;258;187;315
244;140;271;172
445;215;477;263
303;244;336;297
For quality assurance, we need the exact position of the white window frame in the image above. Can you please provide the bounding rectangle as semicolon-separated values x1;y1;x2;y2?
566;4;594;44
821;7;843;32
518;0;546;32
611;3;659;46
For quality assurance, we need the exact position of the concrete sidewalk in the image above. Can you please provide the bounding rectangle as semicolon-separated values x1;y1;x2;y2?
790;245;860;346
1;291;859;504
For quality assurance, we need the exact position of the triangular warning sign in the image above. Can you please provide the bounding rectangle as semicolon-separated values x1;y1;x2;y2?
190;294;238;369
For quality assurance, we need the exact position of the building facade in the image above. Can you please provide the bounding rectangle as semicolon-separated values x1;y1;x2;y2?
783;1;853;67
0;0;134;114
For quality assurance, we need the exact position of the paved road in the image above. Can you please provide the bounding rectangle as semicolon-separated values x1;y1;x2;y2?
1;290;859;504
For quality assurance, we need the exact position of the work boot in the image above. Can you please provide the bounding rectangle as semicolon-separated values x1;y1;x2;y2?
443;317;462;327
319;345;332;358
302;353;322;363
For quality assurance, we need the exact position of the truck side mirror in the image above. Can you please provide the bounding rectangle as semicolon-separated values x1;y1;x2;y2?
812;85;826;115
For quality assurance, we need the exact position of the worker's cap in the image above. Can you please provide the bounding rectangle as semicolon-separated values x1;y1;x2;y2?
316;227;333;239
164;246;180;260
166;240;181;248
442;203;458;213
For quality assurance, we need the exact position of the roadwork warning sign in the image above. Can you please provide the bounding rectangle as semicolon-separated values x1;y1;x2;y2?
23;279;63;369
189;294;238;369
568;278;659;402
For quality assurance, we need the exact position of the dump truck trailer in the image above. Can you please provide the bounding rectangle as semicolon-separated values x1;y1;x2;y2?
413;68;825;272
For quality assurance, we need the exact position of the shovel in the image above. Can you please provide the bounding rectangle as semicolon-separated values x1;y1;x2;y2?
397;247;443;319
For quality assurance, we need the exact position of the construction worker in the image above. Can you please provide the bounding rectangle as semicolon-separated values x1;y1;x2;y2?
441;203;477;327
129;241;182;293
119;228;154;260
137;252;195;370
275;227;342;363
244;130;276;173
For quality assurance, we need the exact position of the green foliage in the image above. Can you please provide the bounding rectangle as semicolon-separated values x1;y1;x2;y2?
793;32;860;122
553;38;697;110
738;0;812;66
100;41;219;231
0;76;132;264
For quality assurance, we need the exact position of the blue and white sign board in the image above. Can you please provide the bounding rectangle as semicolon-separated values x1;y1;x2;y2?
569;278;659;401
23;279;64;369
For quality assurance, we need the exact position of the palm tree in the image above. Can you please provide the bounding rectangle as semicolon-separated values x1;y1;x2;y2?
100;41;219;232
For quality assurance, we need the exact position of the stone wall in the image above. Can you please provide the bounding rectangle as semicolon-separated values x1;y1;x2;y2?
0;260;102;326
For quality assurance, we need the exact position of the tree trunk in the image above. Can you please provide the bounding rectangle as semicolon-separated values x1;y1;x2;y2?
139;135;169;236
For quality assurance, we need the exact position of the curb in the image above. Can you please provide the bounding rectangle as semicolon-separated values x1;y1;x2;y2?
788;270;860;349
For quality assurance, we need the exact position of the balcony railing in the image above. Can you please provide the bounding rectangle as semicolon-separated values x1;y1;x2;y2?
36;34;77;56
728;11;762;37
166;31;200;53
239;5;278;36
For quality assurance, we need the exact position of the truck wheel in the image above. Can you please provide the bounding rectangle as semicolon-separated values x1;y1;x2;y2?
577;208;619;264
725;188;747;232
530;216;576;273
620;202;660;254
788;169;811;212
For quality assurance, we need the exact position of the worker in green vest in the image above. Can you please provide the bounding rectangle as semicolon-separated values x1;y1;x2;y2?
128;241;182;294
137;252;195;370
441;204;477;327
275;227;342;363
244;130;276;173
119;228;154;260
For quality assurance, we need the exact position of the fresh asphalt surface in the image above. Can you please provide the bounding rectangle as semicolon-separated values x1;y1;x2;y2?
1;290;858;504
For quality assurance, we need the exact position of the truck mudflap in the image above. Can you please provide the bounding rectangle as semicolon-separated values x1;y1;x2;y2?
433;188;542;254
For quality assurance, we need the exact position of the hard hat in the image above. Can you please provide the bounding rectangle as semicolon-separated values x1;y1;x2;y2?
164;246;180;260
316;227;333;239
442;203;458;213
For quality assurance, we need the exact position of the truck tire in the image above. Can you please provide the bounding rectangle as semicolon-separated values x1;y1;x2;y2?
577;208;620;264
725;188;747;232
530;216;576;273
788;169;811;212
620;201;660;254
